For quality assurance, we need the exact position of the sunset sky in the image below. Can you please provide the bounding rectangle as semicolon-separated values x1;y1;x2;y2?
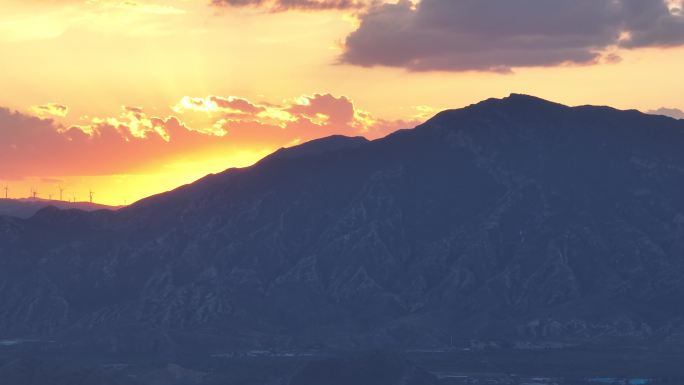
2;0;684;205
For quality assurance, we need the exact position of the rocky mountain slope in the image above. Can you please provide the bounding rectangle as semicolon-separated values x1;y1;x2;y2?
2;94;684;354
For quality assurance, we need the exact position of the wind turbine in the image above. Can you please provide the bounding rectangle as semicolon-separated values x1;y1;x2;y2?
59;186;65;201
31;187;38;200
89;190;94;204
3;184;7;199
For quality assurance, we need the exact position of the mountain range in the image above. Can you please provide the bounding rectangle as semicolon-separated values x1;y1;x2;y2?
2;94;684;374
0;198;117;219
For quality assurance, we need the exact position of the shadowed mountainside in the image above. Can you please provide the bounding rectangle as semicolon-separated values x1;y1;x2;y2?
0;198;118;219
2;94;684;355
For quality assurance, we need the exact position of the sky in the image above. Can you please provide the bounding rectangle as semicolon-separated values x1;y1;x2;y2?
1;0;684;205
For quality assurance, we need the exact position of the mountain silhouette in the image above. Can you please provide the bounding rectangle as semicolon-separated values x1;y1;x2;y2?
2;94;684;356
260;134;369;163
0;198;118;219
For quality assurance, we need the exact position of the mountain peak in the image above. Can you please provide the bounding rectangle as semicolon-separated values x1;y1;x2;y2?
482;93;568;110
504;92;550;102
260;135;369;163
424;93;569;127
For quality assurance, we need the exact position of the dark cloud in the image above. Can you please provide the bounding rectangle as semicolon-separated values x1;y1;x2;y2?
341;0;684;72
211;0;364;12
619;0;684;48
648;107;684;119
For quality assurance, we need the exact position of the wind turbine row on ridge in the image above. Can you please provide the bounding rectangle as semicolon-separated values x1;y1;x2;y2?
0;182;99;204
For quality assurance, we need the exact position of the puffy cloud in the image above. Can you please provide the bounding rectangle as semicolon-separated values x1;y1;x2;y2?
288;94;355;125
0;106;204;179
0;93;413;179
210;96;264;114
30;103;68;117
211;0;364;12
648;107;684;119
341;0;684;72
199;93;413;141
173;95;264;115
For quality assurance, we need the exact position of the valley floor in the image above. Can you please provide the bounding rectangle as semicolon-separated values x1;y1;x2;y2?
1;341;683;384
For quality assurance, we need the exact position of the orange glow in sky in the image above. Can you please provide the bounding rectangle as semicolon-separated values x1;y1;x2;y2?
2;0;684;205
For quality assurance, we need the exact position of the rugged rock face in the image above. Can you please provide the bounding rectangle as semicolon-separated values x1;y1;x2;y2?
2;94;684;352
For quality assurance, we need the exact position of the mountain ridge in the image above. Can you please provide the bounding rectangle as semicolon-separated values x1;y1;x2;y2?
116;93;683;213
2;94;684;356
0;198;119;219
